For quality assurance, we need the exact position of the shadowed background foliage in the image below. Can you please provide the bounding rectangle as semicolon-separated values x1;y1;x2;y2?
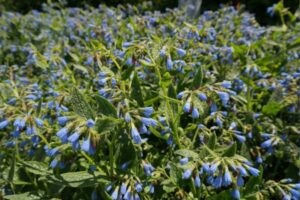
0;0;299;25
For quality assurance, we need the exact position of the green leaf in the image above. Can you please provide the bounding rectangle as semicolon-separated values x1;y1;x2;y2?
4;192;40;200
94;95;117;117
244;166;263;195
207;132;217;150
69;52;80;62
262;101;283;116
70;87;94;119
192;67;203;89
73;64;88;74
161;179;177;193
175;149;199;159
222;142;237;157
95;116;122;133
148;126;168;140
39;171;109;188
19;161;50;176
131;72;144;106
8;151;16;182
139;59;155;67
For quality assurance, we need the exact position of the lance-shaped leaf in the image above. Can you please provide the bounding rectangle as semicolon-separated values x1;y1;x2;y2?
192;67;203;89
70;87;94;120
175;149;199;159
94;95;117;117
131;72;144;106
95;116;122;133
39;171;109;188
222;142;237;157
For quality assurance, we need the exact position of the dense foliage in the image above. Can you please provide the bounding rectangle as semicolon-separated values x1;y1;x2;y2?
0;1;300;200
1;0;299;25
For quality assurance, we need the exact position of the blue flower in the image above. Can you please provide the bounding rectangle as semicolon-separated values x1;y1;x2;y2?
57;116;68;126
134;193;140;200
237;175;244;186
194;175;201;188
182;169;192;180
11;130;20;138
91;191;97;200
13;118;26;130
293;183;300;189
0;120;9;129
191;108;200;118
86;119;95;128
160;49;166;57
210;103;218;113
50;159;58;168
142;107;154;117
261;138;273;148
217;91;230;106
140;124;148;134
256;156;263;164
35;118;44;127
131;125;142;144
198;93;207;101
289;189;300;199
180;157;189;165
124;189;131;200
56;128;68;143
122;42;133;48
177;48;186;57
267;4;276;17
208;163;219;174
120;183;127;194
167;56;173;70
223;170;232;186
229;122;237;130
68;132;80;143
234;133;246;143
124;113;131;123
81;137;95;155
247;166;260;177
143;163;154;176
111;187;119;200
149;184;155;193
6;141;16;147
221;80;232;89
216;116;223;128
141;117;157;127
26;126;36;135
238;166;248;176
282;194;291;200
177;91;184;99
48;147;59;157
212;174;222;188
135;183;143;193
231;188;240;199
202;163;210;173
183;101;191;113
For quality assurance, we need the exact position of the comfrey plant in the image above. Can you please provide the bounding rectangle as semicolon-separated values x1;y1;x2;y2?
0;1;299;200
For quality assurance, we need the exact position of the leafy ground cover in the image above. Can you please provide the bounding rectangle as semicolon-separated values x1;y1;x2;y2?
0;2;299;200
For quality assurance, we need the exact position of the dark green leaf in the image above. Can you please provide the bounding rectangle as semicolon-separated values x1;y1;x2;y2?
192;67;203;89
39;171;109;188
94;95;117;117
175;149;199;159
207;132;217;150
95;116;122;133
4;192;40;200
262;101;283;116
70;87;94;119
222;142;237;157
131;72;144;106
